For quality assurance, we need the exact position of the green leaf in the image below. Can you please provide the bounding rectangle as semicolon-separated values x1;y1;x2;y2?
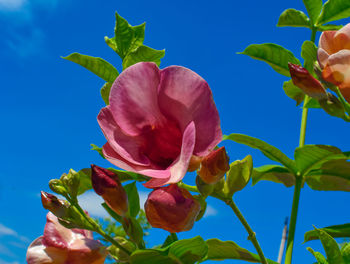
62;53;118;83
223;134;297;173
283;80;304;106
130;250;178;264
316;24;343;31
101;82;112;105
341;243;350;262
305;98;322;108
252;165;296;187
238;43;301;77
107;168;149;182
317;0;350;25
168;236;208;264
314;228;344;264
224;155;252;196
305;223;350;242
303;0;323;25
124;182;140;218
205;239;279;263
90;144;105;158
301;40;318;72
122;45;165;69
305;159;350;191
294;145;346;175
77;168;92;195
111;12;146;58
277;9;310;28
307;247;328;264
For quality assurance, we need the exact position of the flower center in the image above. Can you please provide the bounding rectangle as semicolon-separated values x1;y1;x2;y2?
141;119;182;169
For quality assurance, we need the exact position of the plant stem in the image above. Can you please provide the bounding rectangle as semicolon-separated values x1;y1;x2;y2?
226;199;268;264
67;197;132;255
170;232;178;241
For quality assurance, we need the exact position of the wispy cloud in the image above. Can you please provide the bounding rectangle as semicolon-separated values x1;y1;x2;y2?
0;259;20;264
204;205;218;218
0;224;17;236
78;191;109;219
0;0;26;11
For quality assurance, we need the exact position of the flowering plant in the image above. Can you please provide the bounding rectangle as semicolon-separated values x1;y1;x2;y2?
26;0;350;263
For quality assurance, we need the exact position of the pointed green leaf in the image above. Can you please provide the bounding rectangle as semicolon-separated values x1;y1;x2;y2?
314;228;344;264
277;9;310;28
283;80;304;106
130;250;178;264
317;0;350;25
101;82;112;105
77;168;92;195
223;134;297;173
122;45;165;69
168;236;208;264
111;13;145;58
341;243;350;262
238;43;301;77
301;40;318;72
294;145;346;175
252;165;296;187
307;247;328;264
316;24;343;31
62;53;119;83
305;98;321;108
305;159;350;191
90;144;105;158
224;155;252;196
205;239;279;263
305;223;350;242
303;0;323;25
124;182;140;218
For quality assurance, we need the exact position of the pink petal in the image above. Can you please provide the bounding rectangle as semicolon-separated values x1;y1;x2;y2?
26;237;66;264
319;30;337;54
98;106;150;166
158;66;222;157
103;142;171;179
333;23;350;51
42;212;72;249
109;62;166;136
143;122;196;188
318;48;329;69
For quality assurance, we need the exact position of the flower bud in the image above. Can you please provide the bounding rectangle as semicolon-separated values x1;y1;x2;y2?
187;155;202;172
288;63;327;100
61;169;80;198
108;237;136;263
198;147;230;184
91;164;128;216
41;191;69;218
145;184;201;233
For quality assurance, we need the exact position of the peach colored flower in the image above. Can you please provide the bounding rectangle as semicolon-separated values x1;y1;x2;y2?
318;24;350;102
26;213;107;264
98;62;222;188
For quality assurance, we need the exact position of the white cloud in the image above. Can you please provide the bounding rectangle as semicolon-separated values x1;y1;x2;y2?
204;205;218;218
78;191;109;219
0;259;20;264
0;0;26;10
0;224;16;236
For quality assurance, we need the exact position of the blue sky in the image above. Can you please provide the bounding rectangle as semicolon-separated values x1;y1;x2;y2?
1;0;350;263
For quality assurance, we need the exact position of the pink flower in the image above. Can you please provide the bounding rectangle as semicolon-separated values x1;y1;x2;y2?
98;62;222;188
318;23;350;102
26;212;107;264
144;184;201;233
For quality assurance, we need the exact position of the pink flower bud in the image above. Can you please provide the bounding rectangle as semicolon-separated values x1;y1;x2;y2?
145;184;201;233
288;63;327;100
198;147;230;184
91;164;128;216
26;212;107;264
41;191;69;218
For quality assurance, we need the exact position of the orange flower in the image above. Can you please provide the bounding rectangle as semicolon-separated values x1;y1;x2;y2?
318;24;350;102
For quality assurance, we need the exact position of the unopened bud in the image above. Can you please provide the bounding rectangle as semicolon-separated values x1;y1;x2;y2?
187;155;202;172
60;169;80;198
198;147;230;184
41;191;69;218
91;164;128;216
145;184;201;233
288;63;327;100
49;179;68;196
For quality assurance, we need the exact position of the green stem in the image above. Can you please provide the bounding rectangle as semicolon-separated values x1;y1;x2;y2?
226;199;268;264
67;197;132;255
170;232;178;241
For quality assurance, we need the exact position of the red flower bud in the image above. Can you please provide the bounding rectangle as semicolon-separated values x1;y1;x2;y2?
145;184;201;233
288;63;327;99
41;191;69;218
198;146;230;184
91;164;128;216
